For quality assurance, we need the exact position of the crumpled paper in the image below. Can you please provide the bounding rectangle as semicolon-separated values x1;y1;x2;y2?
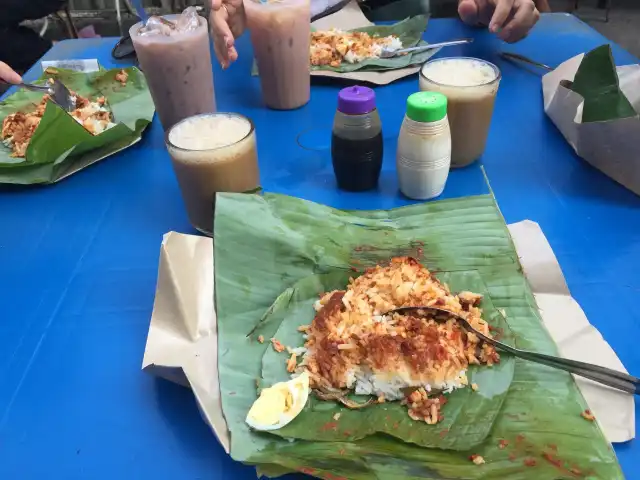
542;54;640;195
142;221;635;456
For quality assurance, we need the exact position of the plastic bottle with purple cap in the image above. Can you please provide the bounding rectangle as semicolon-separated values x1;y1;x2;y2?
331;86;383;192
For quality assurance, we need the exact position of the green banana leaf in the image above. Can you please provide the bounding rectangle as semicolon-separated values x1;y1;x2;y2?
569;44;637;123
312;15;431;73
0;66;154;184
252;16;435;77
256;270;515;450
214;192;623;479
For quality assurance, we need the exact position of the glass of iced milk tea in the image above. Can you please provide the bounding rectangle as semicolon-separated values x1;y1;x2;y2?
419;57;501;168
244;0;311;110
165;113;260;236
130;7;216;130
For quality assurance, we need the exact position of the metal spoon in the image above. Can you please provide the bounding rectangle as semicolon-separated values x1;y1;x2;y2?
130;0;150;24
385;305;640;395
2;79;75;112
500;52;553;71
130;0;175;28
380;38;474;59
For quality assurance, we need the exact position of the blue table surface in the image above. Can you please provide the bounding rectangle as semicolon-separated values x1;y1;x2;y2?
1;13;639;479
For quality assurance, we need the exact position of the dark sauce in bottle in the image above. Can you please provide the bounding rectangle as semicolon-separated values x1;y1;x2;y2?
331;86;384;192
331;131;383;192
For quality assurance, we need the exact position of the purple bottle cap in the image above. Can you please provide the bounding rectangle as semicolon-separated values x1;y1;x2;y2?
337;86;376;115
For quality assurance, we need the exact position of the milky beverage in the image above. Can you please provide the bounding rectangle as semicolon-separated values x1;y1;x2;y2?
166;114;260;235
244;0;310;110
419;58;500;168
130;8;216;130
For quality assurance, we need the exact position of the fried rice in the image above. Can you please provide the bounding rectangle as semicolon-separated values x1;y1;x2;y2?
310;29;402;67
297;256;499;424
1;84;117;158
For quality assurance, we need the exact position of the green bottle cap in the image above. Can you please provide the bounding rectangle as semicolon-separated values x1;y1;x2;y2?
405;92;447;123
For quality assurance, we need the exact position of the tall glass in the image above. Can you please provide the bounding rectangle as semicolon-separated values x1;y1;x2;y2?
165;113;260;235
419;57;501;168
244;0;311;110
130;14;216;130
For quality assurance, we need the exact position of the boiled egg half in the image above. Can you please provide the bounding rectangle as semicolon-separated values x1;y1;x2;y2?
245;371;310;431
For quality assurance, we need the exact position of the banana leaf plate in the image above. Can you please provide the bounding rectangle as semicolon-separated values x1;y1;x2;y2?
252;16;437;77
0;66;154;185
214;192;623;479
311;15;432;73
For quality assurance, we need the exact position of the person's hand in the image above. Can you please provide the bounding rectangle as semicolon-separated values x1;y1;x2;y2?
210;0;246;69
458;0;541;43
0;61;22;85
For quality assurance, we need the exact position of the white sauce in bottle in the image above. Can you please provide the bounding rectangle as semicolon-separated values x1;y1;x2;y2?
396;91;451;200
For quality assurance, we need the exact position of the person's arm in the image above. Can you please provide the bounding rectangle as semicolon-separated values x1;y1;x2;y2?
0;61;22;84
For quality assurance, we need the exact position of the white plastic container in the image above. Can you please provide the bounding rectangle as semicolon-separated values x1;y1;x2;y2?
396;91;451;200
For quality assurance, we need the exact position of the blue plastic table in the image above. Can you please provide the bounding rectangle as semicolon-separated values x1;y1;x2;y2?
1;13;638;479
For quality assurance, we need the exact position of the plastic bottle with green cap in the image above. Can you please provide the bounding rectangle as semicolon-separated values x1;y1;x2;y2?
396;91;451;200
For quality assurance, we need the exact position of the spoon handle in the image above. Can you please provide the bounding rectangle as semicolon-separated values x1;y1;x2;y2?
500;52;553;71
470;323;640;394
509;348;639;394
14;82;50;93
130;0;150;23
392;38;473;56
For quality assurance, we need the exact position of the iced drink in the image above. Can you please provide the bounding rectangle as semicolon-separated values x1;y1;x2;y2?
130;8;216;130
165;113;260;235
244;0;310;110
419;58;500;168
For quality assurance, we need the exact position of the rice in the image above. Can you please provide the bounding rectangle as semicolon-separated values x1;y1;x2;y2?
344;51;366;64
311;30;404;67
287;346;307;356
297;257;499;424
352;368;468;400
383;36;403;52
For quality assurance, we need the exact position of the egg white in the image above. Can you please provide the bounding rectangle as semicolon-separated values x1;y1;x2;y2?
245;371;310;431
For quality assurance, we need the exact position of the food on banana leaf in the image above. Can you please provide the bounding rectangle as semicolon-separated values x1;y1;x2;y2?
288;257;500;425
215;193;620;478
307;16;432;74
0;70;130;158
310;30;402;67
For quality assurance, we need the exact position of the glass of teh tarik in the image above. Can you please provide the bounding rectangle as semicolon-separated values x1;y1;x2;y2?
165;113;260;235
419;57;501;168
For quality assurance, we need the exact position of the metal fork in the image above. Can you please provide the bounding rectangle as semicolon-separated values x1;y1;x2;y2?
3;79;76;112
385;305;640;395
380;38;474;59
500;52;554;72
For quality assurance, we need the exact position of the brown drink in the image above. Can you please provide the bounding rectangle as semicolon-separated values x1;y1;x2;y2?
165;113;260;235
244;0;310;110
419;58;501;168
130;8;216;130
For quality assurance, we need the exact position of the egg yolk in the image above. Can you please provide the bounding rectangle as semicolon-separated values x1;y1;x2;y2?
247;386;295;427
